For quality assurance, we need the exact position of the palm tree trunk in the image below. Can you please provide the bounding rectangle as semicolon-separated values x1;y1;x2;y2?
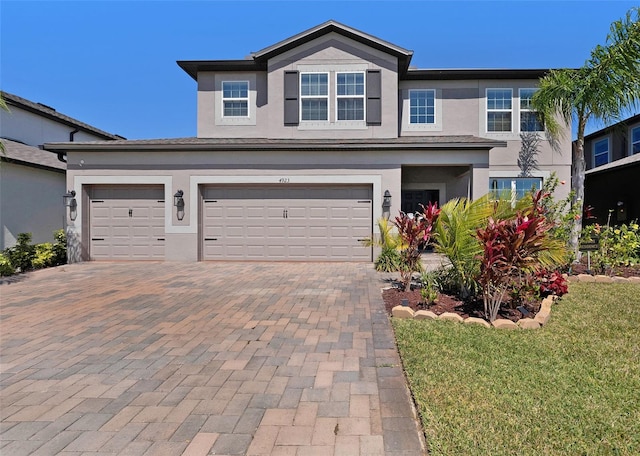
571;116;587;260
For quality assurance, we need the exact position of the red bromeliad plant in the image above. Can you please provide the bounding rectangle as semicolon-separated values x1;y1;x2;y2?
476;191;565;322
394;202;440;291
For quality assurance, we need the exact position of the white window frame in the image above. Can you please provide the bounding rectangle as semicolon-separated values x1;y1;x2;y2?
489;176;543;202
486;88;513;133
593;138;610;167
519;88;544;132
409;89;436;125
300;72;329;122
221;81;249;118
335;71;365;122
631;126;640;155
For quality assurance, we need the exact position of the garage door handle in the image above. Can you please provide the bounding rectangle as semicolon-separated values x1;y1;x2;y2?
204;238;218;241
204;200;218;203
357;200;371;203
157;238;165;241
357;239;368;242
91;238;105;241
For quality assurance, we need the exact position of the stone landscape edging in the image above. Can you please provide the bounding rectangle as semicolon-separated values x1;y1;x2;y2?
391;274;640;329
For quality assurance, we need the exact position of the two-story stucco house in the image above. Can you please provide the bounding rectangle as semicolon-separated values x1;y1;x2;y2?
45;21;572;263
0;91;123;249
582;113;640;225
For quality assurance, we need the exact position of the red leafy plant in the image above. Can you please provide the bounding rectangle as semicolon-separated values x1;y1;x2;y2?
476;191;566;322
394;202;440;291
537;269;569;297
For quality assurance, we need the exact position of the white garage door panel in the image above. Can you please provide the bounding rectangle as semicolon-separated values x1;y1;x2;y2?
202;185;372;261
90;185;165;260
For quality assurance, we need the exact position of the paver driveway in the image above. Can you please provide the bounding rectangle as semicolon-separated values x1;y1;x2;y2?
1;262;425;455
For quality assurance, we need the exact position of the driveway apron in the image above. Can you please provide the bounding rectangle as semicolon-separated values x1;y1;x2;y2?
0;262;425;455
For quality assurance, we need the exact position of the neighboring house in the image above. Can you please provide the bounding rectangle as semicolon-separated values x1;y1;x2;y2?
45;21;572;263
0;91;122;249
582;113;640;225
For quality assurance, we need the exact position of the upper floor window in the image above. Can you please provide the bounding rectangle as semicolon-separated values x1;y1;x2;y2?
487;89;512;132
222;81;249;117
632;126;640;155
593;138;609;167
519;89;544;132
301;73;329;121
409;90;435;124
336;72;365;121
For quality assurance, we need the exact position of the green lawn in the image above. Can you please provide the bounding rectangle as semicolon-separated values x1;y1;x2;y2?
393;283;640;456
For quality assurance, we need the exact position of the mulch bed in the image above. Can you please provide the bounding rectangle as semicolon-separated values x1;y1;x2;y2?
382;287;532;322
382;258;640;322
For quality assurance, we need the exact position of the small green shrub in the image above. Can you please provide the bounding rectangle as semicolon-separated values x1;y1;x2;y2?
3;232;35;272
51;229;67;266
32;243;55;269
375;247;401;272
0;253;15;276
2;230;67;274
419;271;439;305
581;222;640;274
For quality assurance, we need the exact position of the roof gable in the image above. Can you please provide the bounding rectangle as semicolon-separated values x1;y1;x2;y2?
178;20;414;80
252;20;413;71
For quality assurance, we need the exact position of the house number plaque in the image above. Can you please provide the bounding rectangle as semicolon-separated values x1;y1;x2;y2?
279;177;290;183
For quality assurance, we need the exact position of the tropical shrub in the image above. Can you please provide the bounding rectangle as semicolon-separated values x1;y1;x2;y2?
539;173;579;261
433;194;526;298
362;218;404;272
394;203;440;291
476;191;568;322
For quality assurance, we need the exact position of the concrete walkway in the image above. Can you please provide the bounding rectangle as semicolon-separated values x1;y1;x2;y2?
0;262;425;455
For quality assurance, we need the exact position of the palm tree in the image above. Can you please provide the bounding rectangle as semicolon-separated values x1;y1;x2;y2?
532;7;640;258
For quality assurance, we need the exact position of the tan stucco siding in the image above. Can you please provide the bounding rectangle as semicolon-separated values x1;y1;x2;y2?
64;146;490;262
197;33;399;139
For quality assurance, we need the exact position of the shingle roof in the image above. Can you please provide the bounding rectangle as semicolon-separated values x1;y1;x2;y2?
44;135;506;152
1;139;66;171
1;91;124;140
586;152;640;175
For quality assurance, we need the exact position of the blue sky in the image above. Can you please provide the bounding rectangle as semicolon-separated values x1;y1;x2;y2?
1;0;637;139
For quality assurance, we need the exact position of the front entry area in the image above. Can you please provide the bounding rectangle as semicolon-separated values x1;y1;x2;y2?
89;185;165;260
201;185;372;261
401;189;440;214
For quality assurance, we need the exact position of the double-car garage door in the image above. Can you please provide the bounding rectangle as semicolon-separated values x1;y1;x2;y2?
201;185;372;261
88;184;372;261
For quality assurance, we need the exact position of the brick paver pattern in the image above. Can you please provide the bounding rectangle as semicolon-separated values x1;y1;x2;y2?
1;262;425;455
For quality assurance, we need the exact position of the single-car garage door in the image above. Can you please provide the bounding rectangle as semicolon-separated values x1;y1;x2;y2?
90;185;165;260
201;185;372;261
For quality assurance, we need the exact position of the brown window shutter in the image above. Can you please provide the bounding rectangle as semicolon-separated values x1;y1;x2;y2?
366;70;382;125
284;71;299;125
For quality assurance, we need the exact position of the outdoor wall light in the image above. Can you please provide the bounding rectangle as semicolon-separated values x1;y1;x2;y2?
63;190;77;221
174;190;185;221
382;190;392;219
383;190;392;207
